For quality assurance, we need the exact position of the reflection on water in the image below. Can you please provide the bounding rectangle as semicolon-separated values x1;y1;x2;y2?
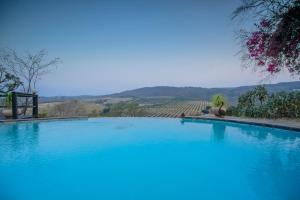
211;122;226;142
0;122;40;162
182;119;299;141
240;125;300;200
248;145;300;200
182;119;300;200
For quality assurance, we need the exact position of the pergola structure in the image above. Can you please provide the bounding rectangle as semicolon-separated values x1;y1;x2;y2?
0;92;38;119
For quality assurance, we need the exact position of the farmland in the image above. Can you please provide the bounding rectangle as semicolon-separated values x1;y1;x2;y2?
143;101;210;118
36;99;210;118
98;98;211;118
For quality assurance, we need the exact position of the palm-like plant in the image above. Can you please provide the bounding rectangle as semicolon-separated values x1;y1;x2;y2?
212;94;228;116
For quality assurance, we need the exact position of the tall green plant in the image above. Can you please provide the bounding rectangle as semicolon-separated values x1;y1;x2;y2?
212;94;228;113
5;92;12;108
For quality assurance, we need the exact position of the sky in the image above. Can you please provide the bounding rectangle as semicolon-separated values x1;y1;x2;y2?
0;0;297;96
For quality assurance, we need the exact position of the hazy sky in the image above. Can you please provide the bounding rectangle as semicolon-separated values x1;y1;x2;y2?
0;0;297;96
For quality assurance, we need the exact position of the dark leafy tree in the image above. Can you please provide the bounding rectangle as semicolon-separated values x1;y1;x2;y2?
238;90;256;108
230;86;300;118
254;85;268;105
0;65;21;94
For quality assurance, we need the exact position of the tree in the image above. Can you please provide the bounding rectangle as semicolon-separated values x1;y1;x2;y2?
212;94;228;116
230;89;300;118
0;65;21;94
0;49;60;94
238;90;255;108
233;0;300;77
254;85;268;105
237;85;268;108
0;49;60;114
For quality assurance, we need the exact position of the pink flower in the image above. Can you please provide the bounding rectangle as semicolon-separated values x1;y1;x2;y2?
267;62;278;74
257;60;265;66
247;31;267;59
260;19;270;28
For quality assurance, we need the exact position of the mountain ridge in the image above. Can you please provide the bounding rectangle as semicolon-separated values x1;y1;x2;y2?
40;81;300;103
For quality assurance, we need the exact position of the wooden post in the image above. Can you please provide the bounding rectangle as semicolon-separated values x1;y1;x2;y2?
12;92;18;119
32;93;38;118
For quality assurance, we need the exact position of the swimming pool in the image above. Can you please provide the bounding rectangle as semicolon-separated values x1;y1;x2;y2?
0;118;299;200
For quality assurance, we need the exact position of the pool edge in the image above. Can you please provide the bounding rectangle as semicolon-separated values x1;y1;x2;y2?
184;116;300;132
0;116;89;124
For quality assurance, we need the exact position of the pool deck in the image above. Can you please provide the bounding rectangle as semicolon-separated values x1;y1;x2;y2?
184;115;300;132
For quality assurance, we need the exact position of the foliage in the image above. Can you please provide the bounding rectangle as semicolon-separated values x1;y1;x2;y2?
39;100;101;118
101;102;147;117
233;0;300;76
228;85;300;118
38;110;48;118
5;92;12;107
237;85;268;114
212;94;228;108
0;49;60;94
0;65;21;94
238;90;256;108
266;91;300;118
226;105;240;116
255;85;268;104
0;48;60;115
211;94;228;117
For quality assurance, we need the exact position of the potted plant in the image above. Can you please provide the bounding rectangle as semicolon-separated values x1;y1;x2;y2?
212;94;228;117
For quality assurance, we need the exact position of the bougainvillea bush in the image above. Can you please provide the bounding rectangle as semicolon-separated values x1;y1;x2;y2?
233;0;300;76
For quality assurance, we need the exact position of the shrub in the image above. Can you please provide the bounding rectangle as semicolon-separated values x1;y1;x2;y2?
227;85;300;119
226;106;239;116
212;94;228;108
211;94;228;117
101;102;147;117
5;92;12;107
40;100;101;117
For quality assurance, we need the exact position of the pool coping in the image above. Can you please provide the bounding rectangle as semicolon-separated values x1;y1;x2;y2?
0;116;89;124
184;115;300;132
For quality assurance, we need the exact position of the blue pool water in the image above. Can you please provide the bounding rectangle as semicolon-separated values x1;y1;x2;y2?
0;118;300;200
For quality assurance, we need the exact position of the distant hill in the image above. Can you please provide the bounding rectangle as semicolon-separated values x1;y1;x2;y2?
107;81;300;103
40;81;300;104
